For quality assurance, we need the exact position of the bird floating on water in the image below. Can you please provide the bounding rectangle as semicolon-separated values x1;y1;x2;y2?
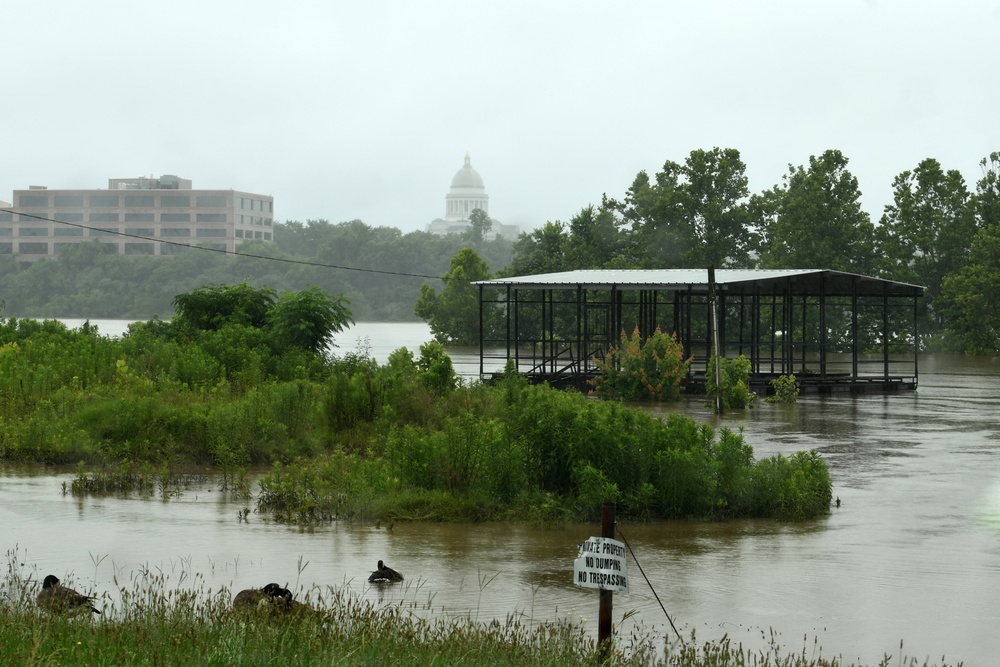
36;575;101;614
369;560;404;583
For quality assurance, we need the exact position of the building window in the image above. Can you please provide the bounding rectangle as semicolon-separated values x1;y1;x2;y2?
196;195;227;207
125;243;155;255
161;213;190;222
90;213;120;222
90;194;120;207
124;195;155;207
196;228;227;237
235;229;244;238
160;243;192;255
55;228;84;237
125;213;155;222
18;242;49;254
18;195;48;207
18;227;49;236
124;227;155;237
235;197;244;209
200;243;227;251
54;243;74;255
0;243;14;254
0;212;12;222
0;227;12;236
160;228;191;237
55;212;84;222
54;195;85;207
89;228;118;237
161;195;191;207
264;232;272;241
196;213;227;222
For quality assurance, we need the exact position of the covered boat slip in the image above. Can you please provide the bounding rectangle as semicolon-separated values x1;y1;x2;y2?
474;269;924;394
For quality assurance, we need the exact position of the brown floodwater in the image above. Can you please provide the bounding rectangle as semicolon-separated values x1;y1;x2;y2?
4;322;1000;664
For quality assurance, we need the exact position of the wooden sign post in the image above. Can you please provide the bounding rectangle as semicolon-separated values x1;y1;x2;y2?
573;502;627;663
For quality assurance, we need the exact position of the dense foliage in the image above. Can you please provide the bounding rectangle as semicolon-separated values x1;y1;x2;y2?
2;147;1000;352
0;313;831;523
0;219;513;322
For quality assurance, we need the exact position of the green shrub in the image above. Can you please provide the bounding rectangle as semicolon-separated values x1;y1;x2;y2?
766;374;800;403
589;326;691;401
706;353;759;409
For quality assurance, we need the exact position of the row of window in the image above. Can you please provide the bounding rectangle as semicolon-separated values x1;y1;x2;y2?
15;194;273;211
0;227;232;238
0;212;272;225
0;241;244;256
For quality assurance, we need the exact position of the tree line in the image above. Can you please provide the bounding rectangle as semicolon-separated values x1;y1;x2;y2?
0;221;513;323
420;148;1000;354
2;147;998;353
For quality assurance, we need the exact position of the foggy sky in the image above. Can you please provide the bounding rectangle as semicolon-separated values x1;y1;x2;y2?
4;1;999;234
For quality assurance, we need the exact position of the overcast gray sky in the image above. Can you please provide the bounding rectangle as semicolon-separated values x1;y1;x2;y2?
4;1;999;234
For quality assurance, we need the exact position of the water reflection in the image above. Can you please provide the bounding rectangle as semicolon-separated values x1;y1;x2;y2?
8;324;1000;664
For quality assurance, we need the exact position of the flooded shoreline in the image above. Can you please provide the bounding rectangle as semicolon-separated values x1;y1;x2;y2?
5;321;1000;664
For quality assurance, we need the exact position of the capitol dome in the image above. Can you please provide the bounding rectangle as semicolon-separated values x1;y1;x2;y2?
451;153;485;189
441;152;489;222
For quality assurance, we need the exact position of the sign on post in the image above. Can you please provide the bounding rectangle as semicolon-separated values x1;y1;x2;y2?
573;536;629;592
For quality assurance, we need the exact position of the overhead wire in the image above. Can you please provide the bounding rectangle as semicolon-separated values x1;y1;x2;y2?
617;526;685;647
0;208;448;281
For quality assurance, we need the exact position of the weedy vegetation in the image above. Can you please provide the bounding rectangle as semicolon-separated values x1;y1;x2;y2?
1;551;961;667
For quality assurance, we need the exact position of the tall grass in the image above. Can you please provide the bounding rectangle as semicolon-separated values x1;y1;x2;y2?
0;550;961;667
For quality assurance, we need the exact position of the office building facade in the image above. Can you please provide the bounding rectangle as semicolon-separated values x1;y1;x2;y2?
0;174;273;264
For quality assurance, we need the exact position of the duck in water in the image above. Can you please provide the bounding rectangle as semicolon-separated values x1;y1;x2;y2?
36;575;101;615
368;560;404;583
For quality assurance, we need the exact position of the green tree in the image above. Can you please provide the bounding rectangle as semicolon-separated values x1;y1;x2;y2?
940;152;1000;353
467;209;493;246
414;248;495;345
875;158;974;332
498;221;569;277
608;147;759;268
172;282;277;332
756;149;876;273
564;205;628;269
269;286;353;355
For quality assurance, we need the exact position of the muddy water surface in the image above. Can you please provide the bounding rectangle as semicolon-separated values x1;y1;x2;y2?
5;322;1000;665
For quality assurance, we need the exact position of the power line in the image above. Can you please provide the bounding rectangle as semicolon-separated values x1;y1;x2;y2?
0;208;446;281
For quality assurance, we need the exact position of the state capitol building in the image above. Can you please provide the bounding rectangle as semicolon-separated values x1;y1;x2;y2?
426;153;518;240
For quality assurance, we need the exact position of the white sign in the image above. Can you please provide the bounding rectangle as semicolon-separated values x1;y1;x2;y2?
573;536;629;592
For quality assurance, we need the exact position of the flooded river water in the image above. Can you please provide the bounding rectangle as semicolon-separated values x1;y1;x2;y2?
4;321;1000;665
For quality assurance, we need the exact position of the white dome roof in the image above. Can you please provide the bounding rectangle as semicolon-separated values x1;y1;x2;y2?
451;153;484;190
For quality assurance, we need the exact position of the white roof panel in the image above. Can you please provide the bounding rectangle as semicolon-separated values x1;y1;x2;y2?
474;269;924;296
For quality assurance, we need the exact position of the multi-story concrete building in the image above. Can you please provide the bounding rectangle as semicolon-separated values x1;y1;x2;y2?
0;174;273;264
